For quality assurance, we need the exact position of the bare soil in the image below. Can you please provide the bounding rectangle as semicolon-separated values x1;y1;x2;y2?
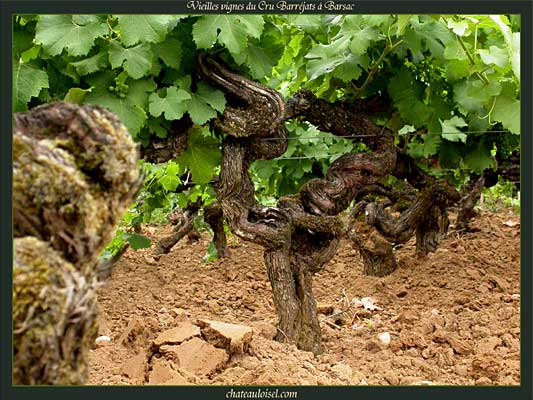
88;208;520;386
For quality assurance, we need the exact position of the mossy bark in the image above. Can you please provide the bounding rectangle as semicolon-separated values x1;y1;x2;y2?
13;102;141;385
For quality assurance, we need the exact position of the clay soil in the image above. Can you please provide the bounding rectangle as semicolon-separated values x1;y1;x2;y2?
88;208;521;386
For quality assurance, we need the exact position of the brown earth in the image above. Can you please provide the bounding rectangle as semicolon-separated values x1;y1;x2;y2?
88;208;521;386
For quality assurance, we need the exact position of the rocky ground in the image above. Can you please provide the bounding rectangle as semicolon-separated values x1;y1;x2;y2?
88;208;521;386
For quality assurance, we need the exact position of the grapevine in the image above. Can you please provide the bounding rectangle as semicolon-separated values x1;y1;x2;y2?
12;13;521;358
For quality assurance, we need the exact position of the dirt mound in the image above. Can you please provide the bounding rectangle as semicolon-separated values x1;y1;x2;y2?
88;208;520;386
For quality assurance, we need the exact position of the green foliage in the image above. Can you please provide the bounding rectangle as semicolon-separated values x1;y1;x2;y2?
482;180;520;214
202;242;219;263
14;14;521;255
35;15;108;57
122;232;152;250
192;15;265;57
252;121;358;198
177;126;221;185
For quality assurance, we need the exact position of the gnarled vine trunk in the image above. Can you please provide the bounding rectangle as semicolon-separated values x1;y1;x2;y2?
199;55;396;353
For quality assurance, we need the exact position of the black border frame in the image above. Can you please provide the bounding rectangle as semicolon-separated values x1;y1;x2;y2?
1;1;531;399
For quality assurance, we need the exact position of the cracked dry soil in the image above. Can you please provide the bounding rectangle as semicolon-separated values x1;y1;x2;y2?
88;208;520;386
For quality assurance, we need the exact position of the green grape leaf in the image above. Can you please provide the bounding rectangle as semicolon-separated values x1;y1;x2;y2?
192;15;264;56
21;45;41;63
70;50;108;75
160;175;180;191
398;125;416;135
510;32;520;81
453;79;500;114
232;30;284;80
285;15;325;33
490;15;520;81
438;141;464;169
35;15;107;56
413;17;454;60
148;86;191;121
115;15;181;46
445;59;471;81
443;40;469;61
177;126;220;185
108;42;153;79
153;37;182;69
64;87;92;104
196;82;226;112
331;53;367;82
13;28;34;60
13;61;49;112
122;232;151;250
166;161;180;177
127;78;157;109
186;94;217;125
84;71;147;136
305;37;350;81
338;16;380;56
184;82;226;125
464;141;496;173
174;75;192;92
87;94;146;137
477;45;508;68
440;116;468;142
202;242;219;263
447;18;470;36
147;117;169;139
394;15;412;37
388;67;431;127
407;133;441;158
493;94;520;134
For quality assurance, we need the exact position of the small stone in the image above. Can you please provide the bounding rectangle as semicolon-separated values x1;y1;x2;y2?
477;336;503;353
400;376;423;385
471;354;502;380
433;330;471;355
352;371;366;384
475;376;493;385
95;335;111;347
163;375;190;385
154;321;201;347
396;286;408;297
144;255;157;265
302;361;316;372
196;319;253;355
395;310;419;323
365;339;382;353
383;371;400;385
317;302;334;315
421;348;432;359
208;300;223;313
148;358;184;385
251;322;277;340
455;245;465;254
486;275;509;292
172;337;229;376
501;334;519;351
377;332;391;346
455;364;469;377
330;362;353;382
400;330;427;348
